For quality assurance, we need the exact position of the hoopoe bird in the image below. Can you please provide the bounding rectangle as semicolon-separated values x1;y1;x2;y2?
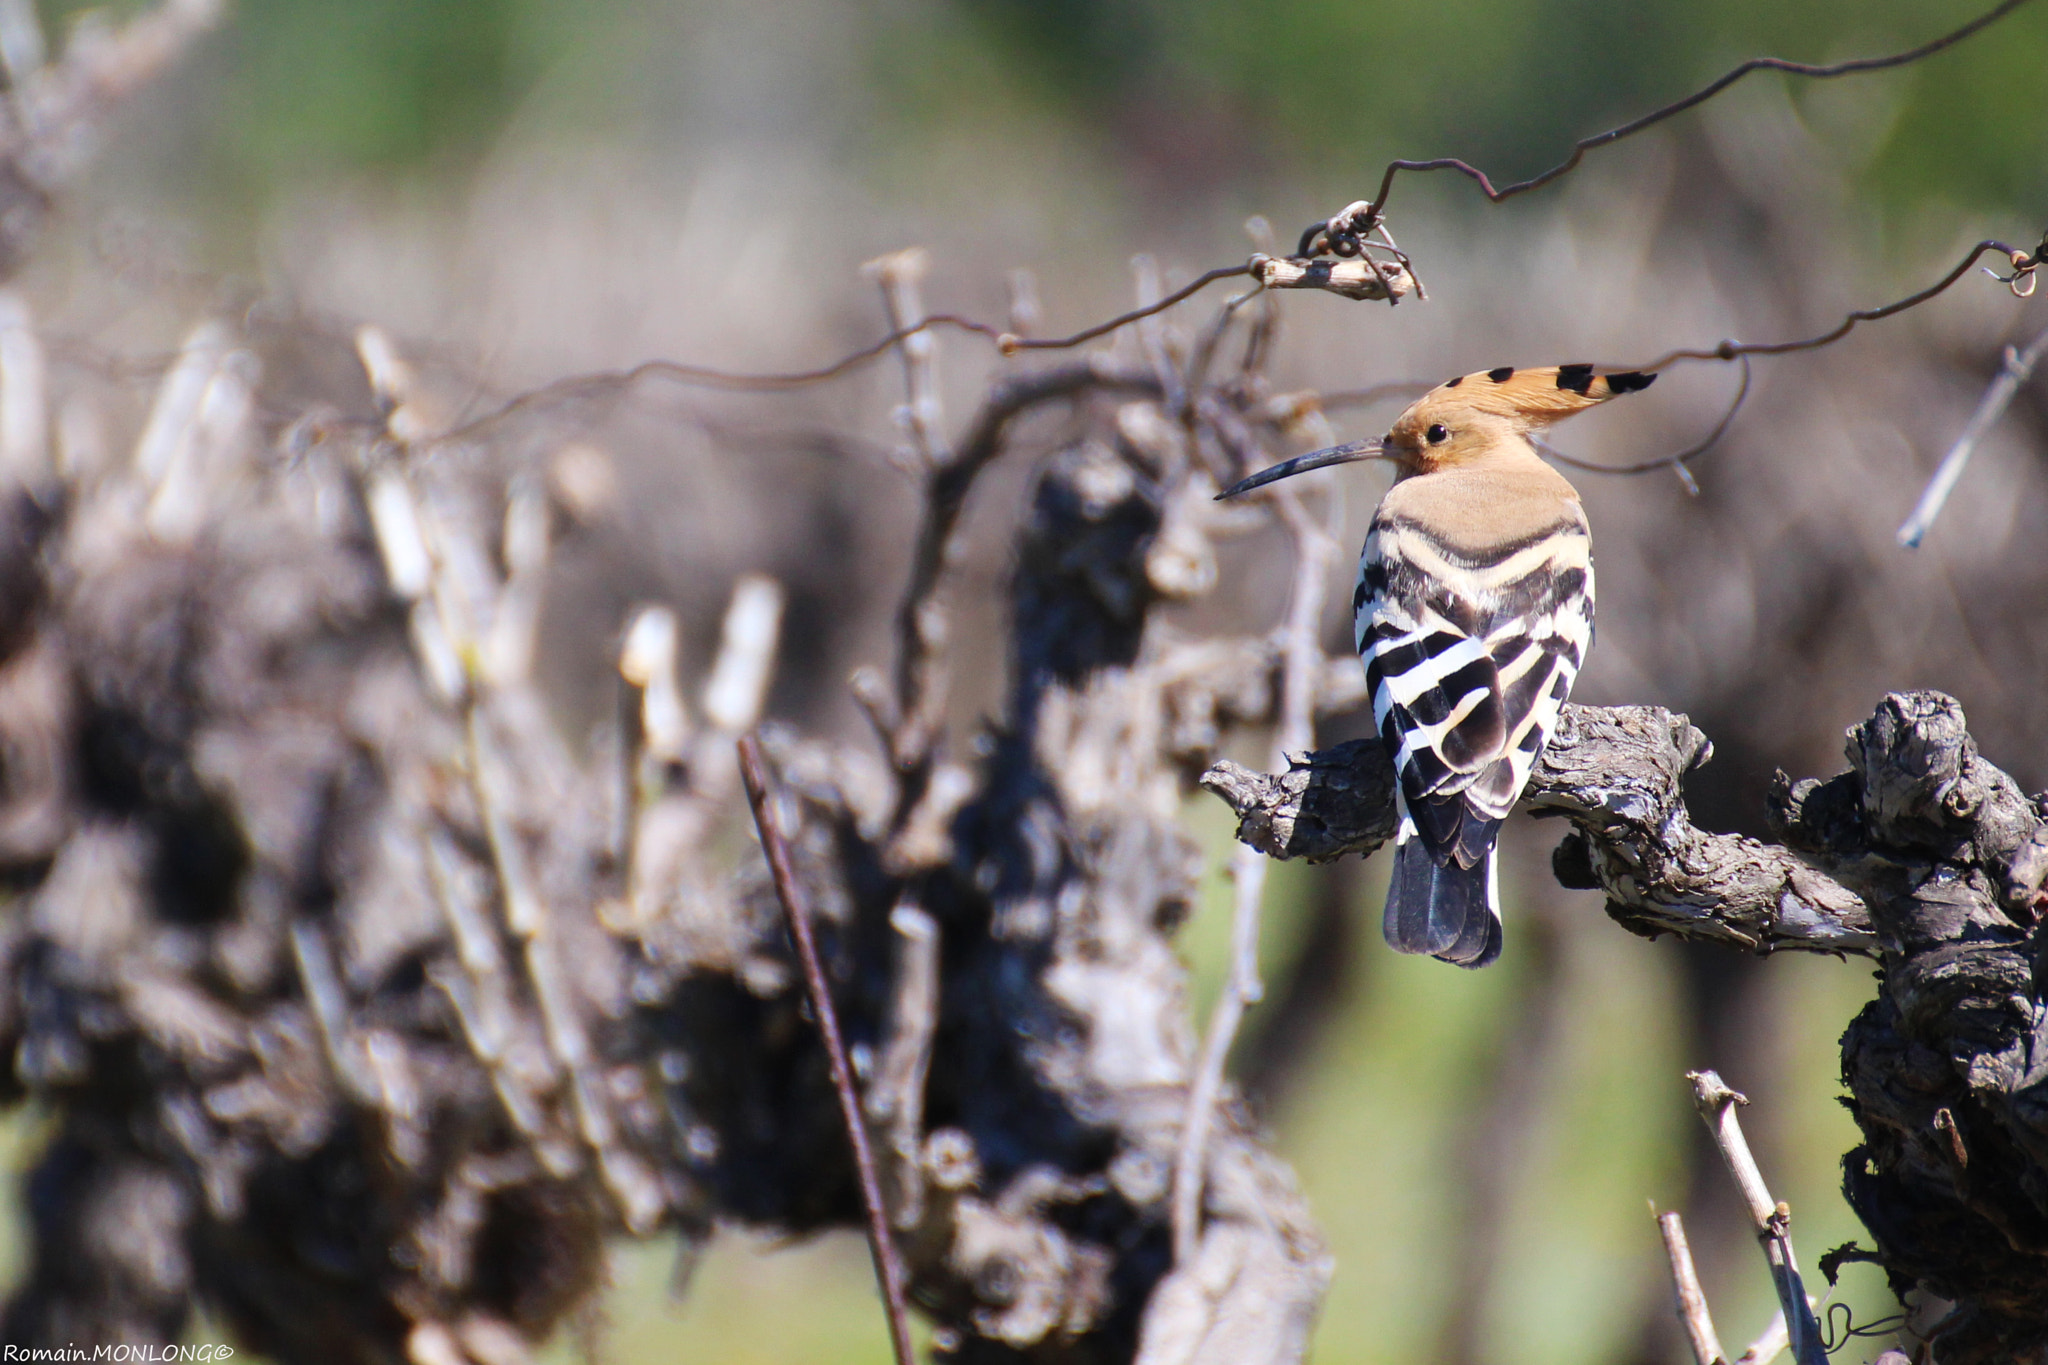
1219;364;1655;967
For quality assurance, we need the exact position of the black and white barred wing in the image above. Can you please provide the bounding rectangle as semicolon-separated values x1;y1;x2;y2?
1356;515;1593;933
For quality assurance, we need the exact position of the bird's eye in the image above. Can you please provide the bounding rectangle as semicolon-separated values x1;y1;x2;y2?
1426;423;1450;445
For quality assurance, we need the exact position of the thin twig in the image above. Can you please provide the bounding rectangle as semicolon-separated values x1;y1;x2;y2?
1896;324;2048;548
1343;0;2034;227
1171;489;1337;1265
1689;1071;1827;1365
889;360;1159;774
871;899;940;1228
1538;356;1752;491
441;317;1002;443
1630;239;2039;373
738;735;917;1365
1171;838;1270;1267
1657;1208;1729;1365
867;248;950;469
441;269;1247;447
1005;265;1254;353
1133;255;1190;418
1183;286;1268;399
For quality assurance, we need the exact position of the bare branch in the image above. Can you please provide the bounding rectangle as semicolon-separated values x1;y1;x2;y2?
441;315;1005;443
1657;1209;1729;1365
869;900;940;1229
1246;252;1412;303
1538;356;1750;493
438;264;1275;445
1630;237;2043;373
1896;324;2048;548
888;359;1159;773
739;736;917;1365
1202;703;1876;954
1172;491;1338;1265
1004;265;1254;354
1689;1072;1827;1365
867;247;950;469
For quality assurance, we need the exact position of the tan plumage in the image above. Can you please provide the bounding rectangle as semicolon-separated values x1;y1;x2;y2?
1222;362;1656;967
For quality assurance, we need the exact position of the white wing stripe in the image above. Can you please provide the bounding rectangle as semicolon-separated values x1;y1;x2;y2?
1374;521;1590;590
1356;509;1594;832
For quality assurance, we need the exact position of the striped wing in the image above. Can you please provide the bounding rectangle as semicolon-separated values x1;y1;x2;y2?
1355;512;1593;866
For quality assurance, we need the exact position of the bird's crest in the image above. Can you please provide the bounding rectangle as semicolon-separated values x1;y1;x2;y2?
1415;364;1656;428
1215;362;1659;498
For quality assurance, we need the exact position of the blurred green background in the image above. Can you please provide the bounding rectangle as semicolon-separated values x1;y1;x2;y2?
13;0;2048;1361
49;0;2048;232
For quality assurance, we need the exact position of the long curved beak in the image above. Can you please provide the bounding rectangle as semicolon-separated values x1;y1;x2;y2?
1215;439;1384;500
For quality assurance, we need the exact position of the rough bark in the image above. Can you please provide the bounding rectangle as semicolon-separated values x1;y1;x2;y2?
1777;694;2048;1365
1205;690;2048;1362
1202;702;1876;953
0;286;1334;1362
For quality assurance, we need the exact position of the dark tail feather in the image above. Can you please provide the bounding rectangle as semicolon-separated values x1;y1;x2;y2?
1383;836;1503;969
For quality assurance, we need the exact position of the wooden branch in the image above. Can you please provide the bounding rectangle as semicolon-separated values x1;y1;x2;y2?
888;359;1159;774
869;899;940;1229
1173;491;1338;1265
1689;1072;1827;1365
739;736;917;1365
866;247;950;470
1201;702;1876;954
1897;324;2048;548
1658;1209;1729;1365
1248;252;1413;302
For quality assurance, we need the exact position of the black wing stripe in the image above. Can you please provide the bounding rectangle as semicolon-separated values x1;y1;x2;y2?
1371;630;1465;681
1400;655;1497;728
1360;513;1594;870
1437;689;1506;769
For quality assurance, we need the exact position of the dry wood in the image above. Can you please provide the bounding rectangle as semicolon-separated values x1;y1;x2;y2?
1208;689;2048;1363
739;735;916;1365
1896;324;2048;548
1657;1210;1728;1365
1202;703;1876;953
1688;1073;1826;1365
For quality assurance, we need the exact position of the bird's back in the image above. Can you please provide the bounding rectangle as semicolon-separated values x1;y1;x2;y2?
1357;459;1594;968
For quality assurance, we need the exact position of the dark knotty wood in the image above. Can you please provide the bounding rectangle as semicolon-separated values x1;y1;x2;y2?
1201;702;1876;953
1205;690;2048;1364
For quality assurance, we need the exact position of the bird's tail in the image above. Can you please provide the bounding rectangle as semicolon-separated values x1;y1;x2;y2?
1383;823;1502;969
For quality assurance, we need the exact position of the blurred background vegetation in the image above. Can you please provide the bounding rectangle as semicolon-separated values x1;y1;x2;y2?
10;0;2047;1361
48;0;2048;228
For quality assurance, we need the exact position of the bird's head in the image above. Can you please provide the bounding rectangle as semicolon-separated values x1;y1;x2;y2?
1217;363;1656;497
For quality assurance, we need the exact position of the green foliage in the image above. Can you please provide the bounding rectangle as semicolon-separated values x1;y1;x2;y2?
213;0;524;169
44;0;539;185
